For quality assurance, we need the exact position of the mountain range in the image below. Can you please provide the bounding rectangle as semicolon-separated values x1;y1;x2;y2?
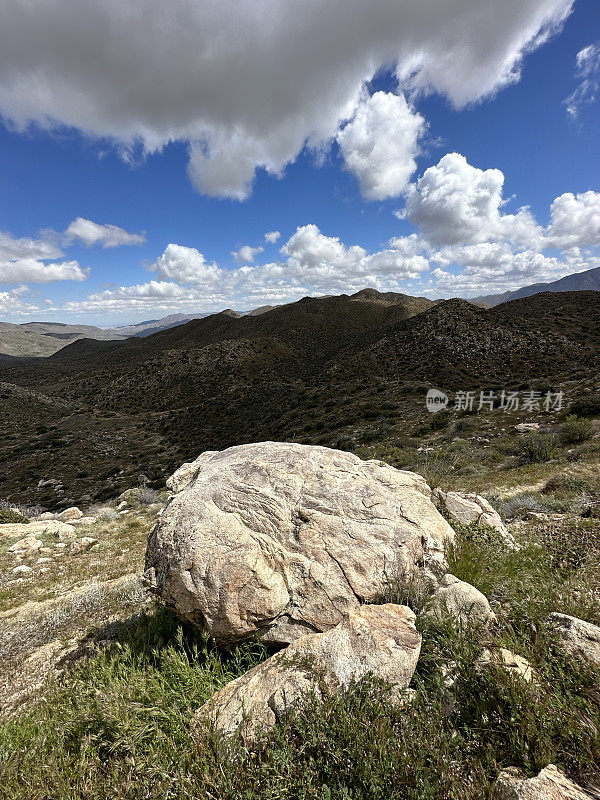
471;265;600;306
0;287;598;508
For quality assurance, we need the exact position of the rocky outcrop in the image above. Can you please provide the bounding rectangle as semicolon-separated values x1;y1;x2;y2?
56;507;83;522
433;489;517;549
423;574;496;632
193;603;420;741
495;764;593;799
0;520;75;541
547;613;600;671
144;443;455;646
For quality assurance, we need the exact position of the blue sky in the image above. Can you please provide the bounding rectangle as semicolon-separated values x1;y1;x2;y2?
0;0;598;325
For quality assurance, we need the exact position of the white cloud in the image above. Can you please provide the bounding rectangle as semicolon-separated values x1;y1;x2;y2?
0;285;41;314
0;231;63;261
265;231;281;244
402;153;542;248
546;191;600;249
65;217;146;248
150;243;222;286
232;245;264;265
0;257;88;284
429;244;572;294
565;42;600;118
64;224;432;315
0;0;573;198
337;91;424;200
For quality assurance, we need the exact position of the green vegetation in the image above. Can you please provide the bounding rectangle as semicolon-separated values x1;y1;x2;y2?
1;518;599;799
0;505;28;524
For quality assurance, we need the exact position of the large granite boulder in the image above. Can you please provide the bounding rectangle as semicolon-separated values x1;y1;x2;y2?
494;764;593;799
193;603;421;741
144;442;454;645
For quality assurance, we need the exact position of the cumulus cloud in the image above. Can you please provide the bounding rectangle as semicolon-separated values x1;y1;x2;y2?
337;91;425;199
429;244;576;295
402;153;542;248
65;224;432;315
265;231;281;244
65;217;146;248
564;42;600;118
0;0;573;198
0;257;88;284
232;245;264;265
546;191;600;249
150;243;222;285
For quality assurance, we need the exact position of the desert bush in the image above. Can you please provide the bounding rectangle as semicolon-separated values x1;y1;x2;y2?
0;508;28;524
496;493;550;520
561;415;594;444
570;396;600;418
89;505;119;522
518;433;560;464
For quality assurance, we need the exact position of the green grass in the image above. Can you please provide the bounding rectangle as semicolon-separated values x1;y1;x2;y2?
1;519;599;799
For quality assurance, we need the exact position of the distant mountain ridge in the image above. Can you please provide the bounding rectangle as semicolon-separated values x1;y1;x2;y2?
471;266;600;306
0;321;126;358
0;287;598;507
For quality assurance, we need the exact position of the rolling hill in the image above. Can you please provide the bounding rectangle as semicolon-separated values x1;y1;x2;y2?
0;288;598;508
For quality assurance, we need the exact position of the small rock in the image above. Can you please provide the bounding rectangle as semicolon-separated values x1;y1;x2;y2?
477;647;534;683
547;613;600;670
423;574;496;632
57;507;83;522
494;764;592;799
193;603;421;742
8;536;43;555
36;512;56;521
69;537;99;555
433;489;517;549
71;516;98;525
117;501;128;511
12;564;33;576
36;557;54;565
515;423;540;434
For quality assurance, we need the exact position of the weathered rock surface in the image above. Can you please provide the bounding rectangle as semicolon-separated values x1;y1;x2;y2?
515;423;541;434
193;603;421;740
0;520;75;541
547;613;600;670
144;442;455;645
423;574;496;631
495;764;593;799
433;489;516;549
69;537;98;555
8;537;43;555
476;647;534;682
57;507;83;522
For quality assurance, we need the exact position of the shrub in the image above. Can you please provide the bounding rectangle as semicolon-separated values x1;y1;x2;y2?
570;396;600;418
561;415;594;444
0;507;28;524
518;433;560;464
